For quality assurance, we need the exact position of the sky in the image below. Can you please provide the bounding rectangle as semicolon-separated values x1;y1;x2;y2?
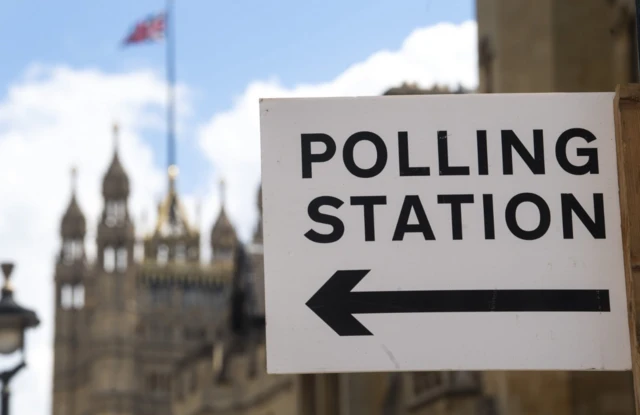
0;1;476;413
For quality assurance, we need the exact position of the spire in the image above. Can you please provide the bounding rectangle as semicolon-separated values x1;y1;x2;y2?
102;122;130;200
151;168;195;238
211;176;238;251
219;178;226;210
168;164;179;193
71;166;78;196
113;122;120;154
61;166;86;238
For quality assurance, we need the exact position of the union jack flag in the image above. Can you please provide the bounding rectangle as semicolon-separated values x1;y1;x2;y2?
123;12;166;45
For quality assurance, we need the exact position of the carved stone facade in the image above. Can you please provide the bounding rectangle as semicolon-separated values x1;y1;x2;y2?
477;0;638;93
52;125;277;415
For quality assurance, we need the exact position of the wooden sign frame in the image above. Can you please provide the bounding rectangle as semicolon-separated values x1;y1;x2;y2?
614;84;640;412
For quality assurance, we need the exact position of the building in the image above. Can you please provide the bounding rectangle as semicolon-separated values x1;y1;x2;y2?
52;124;271;415
477;0;638;93
170;186;300;415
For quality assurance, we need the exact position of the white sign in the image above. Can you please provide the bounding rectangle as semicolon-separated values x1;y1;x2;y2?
259;92;631;374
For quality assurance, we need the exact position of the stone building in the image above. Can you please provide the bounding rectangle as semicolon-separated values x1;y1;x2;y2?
477;0;638;93
52;123;269;415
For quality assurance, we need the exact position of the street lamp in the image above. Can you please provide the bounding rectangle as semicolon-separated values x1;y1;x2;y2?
0;262;40;415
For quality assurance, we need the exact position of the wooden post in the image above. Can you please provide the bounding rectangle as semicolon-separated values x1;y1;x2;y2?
614;84;640;413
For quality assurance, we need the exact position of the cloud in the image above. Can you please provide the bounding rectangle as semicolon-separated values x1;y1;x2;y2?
198;20;478;243
0;64;176;415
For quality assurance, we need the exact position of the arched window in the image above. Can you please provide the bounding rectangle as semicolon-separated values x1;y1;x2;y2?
103;247;115;272
105;200;126;227
150;284;171;306
134;242;144;262
116;248;128;272
157;245;169;265
61;284;73;309
63;239;84;264
175;243;186;262
73;284;85;309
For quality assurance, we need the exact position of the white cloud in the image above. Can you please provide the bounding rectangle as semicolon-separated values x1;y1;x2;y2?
198;20;478;242
0;64;175;415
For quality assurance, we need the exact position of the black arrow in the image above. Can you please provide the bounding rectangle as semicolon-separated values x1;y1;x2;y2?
305;270;611;336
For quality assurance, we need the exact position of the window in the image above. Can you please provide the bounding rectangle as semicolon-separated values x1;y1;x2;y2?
183;285;216;309
183;285;202;308
103;247;115;272
61;284;73;309
62;240;83;264
188;247;198;260
61;284;84;310
157;245;168;265
150;284;172;306
215;247;233;261
73;285;85;309
175;243;186;262
105;200;126;227
116;248;127;272
134;242;144;262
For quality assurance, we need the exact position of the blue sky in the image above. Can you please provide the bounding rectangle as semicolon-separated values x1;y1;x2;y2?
0;0;473;195
0;2;476;414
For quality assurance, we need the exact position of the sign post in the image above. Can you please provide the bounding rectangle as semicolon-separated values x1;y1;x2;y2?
260;93;632;375
614;84;640;413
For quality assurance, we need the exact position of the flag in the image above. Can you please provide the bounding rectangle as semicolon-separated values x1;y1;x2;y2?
122;13;166;45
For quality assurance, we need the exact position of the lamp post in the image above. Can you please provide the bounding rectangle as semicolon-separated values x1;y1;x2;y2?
0;262;40;415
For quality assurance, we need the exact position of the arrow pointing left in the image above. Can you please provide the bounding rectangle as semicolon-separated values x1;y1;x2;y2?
306;269;611;336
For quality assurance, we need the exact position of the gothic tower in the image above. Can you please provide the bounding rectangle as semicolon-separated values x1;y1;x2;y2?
89;124;138;414
136;135;228;412
52;168;89;415
143;164;200;264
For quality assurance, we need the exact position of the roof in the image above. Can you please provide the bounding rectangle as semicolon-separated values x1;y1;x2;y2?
383;82;470;96
61;168;86;237
102;125;130;199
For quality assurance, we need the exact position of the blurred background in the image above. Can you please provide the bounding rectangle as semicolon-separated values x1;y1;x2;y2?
0;0;636;414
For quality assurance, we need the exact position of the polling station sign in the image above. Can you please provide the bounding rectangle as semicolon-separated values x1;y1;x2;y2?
259;92;630;374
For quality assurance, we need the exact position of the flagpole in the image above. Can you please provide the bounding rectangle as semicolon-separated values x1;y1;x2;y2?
166;0;177;189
